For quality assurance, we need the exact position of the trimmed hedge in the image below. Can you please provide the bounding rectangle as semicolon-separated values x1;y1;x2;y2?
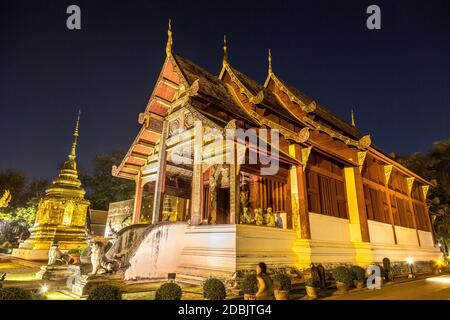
87;284;122;300
203;278;226;300
155;282;182;300
0;287;33;300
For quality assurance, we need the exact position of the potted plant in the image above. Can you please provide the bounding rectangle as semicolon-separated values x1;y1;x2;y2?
240;273;258;300
350;265;366;289
272;272;291;300
203;278;226;300
332;266;353;294
67;248;83;264
305;278;320;299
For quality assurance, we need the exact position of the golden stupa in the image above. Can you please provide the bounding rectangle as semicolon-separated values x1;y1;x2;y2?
13;112;89;260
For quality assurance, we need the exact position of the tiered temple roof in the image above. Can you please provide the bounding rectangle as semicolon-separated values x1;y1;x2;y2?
112;23;433;188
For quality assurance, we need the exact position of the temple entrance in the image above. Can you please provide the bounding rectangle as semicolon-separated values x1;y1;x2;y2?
216;188;230;224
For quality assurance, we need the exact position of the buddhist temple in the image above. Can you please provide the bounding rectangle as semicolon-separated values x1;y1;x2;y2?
108;22;440;280
13;112;89;260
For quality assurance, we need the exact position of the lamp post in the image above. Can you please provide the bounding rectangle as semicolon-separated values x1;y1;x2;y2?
406;257;414;279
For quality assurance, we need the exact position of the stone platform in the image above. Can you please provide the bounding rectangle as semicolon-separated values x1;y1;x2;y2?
11;248;48;261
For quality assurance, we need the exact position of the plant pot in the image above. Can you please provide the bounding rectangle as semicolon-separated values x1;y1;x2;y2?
355;280;365;289
274;289;289;300
68;253;80;265
305;286;318;299
336;281;349;294
244;294;256;300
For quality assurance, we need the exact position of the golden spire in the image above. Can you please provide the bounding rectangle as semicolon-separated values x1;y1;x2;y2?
166;19;173;56
223;34;228;63
69;110;81;161
351;109;356;127
268;49;273;74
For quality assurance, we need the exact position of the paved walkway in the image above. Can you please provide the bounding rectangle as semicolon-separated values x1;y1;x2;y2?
325;275;450;300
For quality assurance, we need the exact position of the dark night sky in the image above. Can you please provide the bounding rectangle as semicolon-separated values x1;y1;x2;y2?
0;0;448;180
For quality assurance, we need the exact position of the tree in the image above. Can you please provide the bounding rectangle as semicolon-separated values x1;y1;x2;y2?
83;150;134;210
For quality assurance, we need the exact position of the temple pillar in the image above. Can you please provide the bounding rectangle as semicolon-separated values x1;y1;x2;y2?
344;166;373;266
132;171;143;224
229;147;239;224
152;120;169;224
190;121;203;225
289;144;311;239
289;144;312;268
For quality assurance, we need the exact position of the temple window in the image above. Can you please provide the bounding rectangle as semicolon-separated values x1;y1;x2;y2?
306;152;348;219
363;185;390;224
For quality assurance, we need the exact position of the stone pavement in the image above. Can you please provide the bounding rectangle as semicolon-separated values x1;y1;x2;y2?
325;274;450;300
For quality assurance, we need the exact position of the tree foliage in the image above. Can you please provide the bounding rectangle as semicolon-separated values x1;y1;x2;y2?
83;150;134;210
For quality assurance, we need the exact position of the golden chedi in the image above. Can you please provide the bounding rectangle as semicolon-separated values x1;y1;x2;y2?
13;112;89;260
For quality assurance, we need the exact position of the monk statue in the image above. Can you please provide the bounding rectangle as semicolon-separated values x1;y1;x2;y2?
265;207;276;227
240;207;251;224
255;208;264;226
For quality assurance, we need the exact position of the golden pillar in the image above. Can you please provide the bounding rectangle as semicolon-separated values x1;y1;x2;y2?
13;112;89;260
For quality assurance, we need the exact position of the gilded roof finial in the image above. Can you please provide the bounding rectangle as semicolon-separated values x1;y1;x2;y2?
69;110;81;161
166;19;173;56
268;49;273;75
223;34;228;64
351;109;356;127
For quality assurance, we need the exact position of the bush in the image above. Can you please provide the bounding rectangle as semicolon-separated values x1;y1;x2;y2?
87;284;122;300
332;266;353;286
350;265;366;281
0;287;33;300
305;278;320;288
272;273;291;291
155;282;182;300
203;278;226;300
240;273;258;295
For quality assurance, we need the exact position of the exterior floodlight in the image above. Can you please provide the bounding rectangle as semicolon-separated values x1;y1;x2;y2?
406;257;414;278
40;285;49;294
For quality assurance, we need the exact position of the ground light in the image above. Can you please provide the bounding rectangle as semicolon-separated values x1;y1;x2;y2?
406;257;414;278
40;284;49;295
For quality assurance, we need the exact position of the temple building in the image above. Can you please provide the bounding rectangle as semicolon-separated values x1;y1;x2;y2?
13;113;89;260
109;23;440;279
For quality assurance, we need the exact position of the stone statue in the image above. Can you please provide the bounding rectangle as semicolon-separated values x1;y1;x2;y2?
265;207;276;227
47;241;71;265
89;242;104;275
240;207;251;224
89;241;120;275
254;208;264;226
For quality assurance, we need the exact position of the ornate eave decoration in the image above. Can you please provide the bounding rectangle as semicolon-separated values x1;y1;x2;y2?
421;185;430;200
357;151;367;171
301;147;312;171
406;177;415;195
384;164;393;184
